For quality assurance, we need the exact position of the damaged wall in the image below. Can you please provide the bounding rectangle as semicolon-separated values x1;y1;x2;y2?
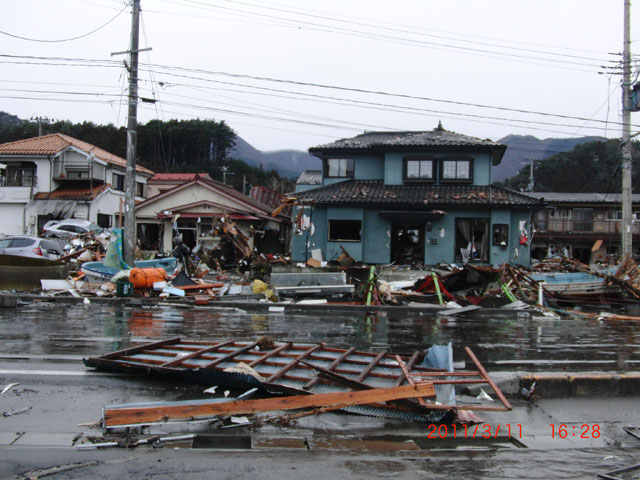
291;204;532;267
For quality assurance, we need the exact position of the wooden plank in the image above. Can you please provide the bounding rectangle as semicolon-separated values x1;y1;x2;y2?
175;283;224;291
267;344;322;382
395;354;426;406
465;347;512;411
199;342;259;369
356;351;386;382
248;342;292;367
101;337;182;360
103;382;436;428
393;351;419;387
161;340;233;367
438;305;482;316
304;346;355;390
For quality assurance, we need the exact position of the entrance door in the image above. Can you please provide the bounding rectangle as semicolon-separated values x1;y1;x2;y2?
390;224;425;265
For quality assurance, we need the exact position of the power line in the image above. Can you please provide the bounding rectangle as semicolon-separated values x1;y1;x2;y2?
0;5;127;43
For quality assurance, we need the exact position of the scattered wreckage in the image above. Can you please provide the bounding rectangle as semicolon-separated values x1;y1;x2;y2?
3;215;640;320
83;337;511;435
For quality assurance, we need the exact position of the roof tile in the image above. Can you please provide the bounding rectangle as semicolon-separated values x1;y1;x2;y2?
295;180;540;207
0;133;154;175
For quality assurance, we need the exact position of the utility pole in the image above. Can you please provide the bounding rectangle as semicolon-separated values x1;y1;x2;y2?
123;0;141;267
622;0;633;257
526;158;534;192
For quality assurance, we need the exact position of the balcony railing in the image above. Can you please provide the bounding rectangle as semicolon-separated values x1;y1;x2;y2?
535;219;640;235
0;177;37;187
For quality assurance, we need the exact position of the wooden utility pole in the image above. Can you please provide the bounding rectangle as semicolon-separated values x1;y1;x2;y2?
622;0;633;257
123;0;141;266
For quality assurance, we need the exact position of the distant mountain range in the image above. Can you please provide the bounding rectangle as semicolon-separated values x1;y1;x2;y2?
230;136;320;179
0;111;608;182
493;134;606;182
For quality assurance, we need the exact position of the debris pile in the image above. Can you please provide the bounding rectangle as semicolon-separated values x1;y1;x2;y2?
84;337;511;432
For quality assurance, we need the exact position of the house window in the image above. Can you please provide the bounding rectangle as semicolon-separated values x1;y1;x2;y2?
5;165;36;187
136;181;145;197
66;169;89;179
328;220;361;242
492;224;509;246
112;173;125;191
97;213;112;229
441;159;472;181
573;208;593;232
606;210;623;221
549;209;572;218
404;159;434;181
326;158;354;178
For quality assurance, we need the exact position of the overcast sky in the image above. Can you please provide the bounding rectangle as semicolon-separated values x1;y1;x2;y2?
1;1;638;153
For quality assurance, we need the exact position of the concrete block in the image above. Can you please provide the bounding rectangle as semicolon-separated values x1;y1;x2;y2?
570;375;619;397
523;375;571;398
616;374;640;396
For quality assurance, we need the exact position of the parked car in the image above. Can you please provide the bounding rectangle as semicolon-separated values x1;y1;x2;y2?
42;219;103;238
0;236;63;259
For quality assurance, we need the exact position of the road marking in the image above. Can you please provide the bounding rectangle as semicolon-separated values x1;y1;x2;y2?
0;369;121;376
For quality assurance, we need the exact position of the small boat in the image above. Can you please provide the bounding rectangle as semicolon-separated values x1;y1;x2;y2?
0;253;70;291
528;269;619;298
80;257;178;283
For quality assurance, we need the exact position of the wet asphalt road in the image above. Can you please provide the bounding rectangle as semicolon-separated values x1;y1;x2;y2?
0;302;639;479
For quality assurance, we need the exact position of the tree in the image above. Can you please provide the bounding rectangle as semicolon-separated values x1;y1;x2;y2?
500;139;640;193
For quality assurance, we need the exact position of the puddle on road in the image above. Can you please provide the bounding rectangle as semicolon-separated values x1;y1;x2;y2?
0;304;638;373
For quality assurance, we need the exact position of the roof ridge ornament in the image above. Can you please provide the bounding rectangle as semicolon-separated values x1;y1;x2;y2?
435;121;444;132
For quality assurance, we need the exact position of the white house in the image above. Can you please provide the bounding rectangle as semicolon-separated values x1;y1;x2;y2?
0;133;154;236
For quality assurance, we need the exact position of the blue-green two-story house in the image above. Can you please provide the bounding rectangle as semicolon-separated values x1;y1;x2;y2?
291;124;539;267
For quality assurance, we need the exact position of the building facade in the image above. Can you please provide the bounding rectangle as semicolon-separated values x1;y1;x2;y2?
136;173;289;254
0;133;154;236
292;125;539;266
527;192;640;264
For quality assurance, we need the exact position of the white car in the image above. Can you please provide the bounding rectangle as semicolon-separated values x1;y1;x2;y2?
42;219;103;238
0;236;63;259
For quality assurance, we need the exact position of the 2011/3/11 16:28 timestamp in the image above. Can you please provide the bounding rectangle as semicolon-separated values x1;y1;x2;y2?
550;424;600;438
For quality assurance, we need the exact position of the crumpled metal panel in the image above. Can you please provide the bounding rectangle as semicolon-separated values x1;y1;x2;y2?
423;342;456;406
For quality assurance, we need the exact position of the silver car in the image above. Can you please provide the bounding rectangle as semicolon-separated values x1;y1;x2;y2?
0;236;63;259
42;219;103;238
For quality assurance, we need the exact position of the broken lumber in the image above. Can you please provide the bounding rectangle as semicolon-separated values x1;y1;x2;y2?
103;382;436;428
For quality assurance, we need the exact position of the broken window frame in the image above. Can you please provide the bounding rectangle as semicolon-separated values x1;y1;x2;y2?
97;213;112;229
492;224;509;246
328;219;362;242
325;158;354;178
454;217;490;263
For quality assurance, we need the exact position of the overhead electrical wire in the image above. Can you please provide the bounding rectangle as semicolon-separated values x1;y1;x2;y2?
0;5;127;43
237;0;610;56
1;53;635;135
164;0;607;71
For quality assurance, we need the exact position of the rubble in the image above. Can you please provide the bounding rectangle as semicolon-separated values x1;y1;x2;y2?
84;337;512;430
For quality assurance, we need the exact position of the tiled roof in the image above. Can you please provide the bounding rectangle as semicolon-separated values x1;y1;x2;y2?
296;170;322;185
0;133;154;175
310;124;505;153
149;173;213;182
294;180;540;207
525;192;640;203
33;183;110;200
